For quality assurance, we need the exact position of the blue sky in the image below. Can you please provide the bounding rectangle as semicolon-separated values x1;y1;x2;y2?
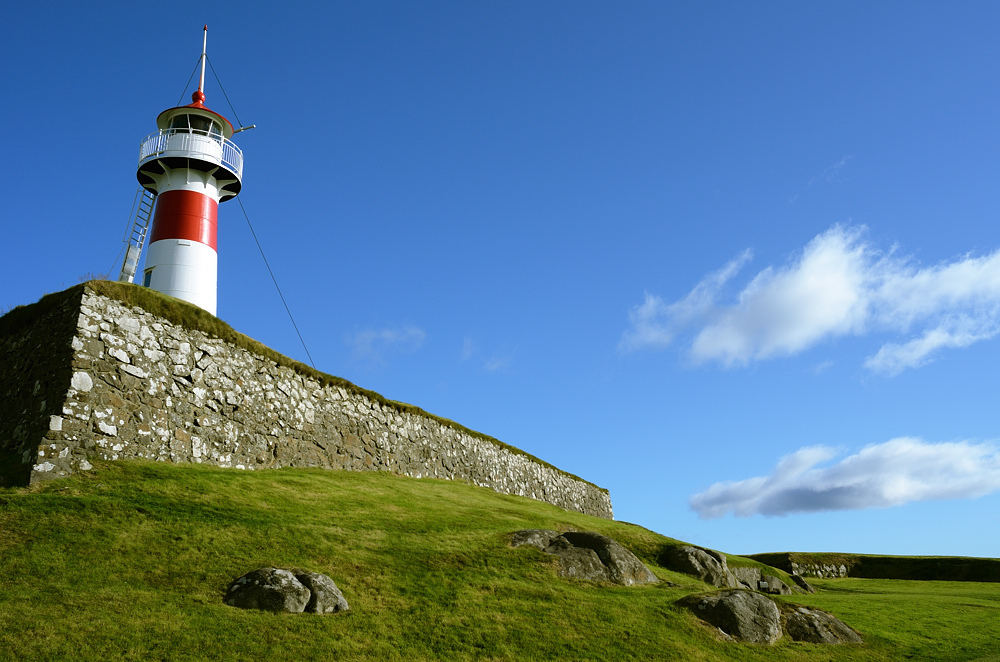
4;2;1000;557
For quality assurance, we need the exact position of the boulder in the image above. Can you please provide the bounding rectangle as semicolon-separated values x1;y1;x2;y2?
225;568;311;613
542;535;612;582
225;568;349;614
783;606;862;644
685;589;782;645
560;532;659;586
759;574;793;595
662;546;738;588
296;572;350;614
511;530;658;586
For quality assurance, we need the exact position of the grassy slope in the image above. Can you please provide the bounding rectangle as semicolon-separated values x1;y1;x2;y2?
2;463;998;661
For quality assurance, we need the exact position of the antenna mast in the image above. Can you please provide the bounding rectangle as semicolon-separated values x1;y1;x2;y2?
198;25;208;94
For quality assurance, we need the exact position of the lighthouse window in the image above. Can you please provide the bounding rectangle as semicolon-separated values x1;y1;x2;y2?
168;115;190;132
190;115;212;134
143;268;153;288
166;113;223;140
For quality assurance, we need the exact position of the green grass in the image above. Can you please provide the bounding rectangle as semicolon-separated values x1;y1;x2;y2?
1;462;998;661
774;579;1000;661
0;281;603;491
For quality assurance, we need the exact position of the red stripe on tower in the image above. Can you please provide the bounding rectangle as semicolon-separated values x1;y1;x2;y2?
149;190;219;250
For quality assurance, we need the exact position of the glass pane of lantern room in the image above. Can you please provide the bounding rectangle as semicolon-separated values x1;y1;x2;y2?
168;115;189;132
190;115;211;134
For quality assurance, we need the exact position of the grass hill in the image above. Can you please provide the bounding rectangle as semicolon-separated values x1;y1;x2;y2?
1;461;999;661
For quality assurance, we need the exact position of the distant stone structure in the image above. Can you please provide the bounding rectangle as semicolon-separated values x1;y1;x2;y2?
0;285;612;519
789;561;849;579
748;551;1000;582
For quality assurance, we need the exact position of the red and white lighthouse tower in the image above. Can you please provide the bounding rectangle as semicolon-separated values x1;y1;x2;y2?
136;26;243;315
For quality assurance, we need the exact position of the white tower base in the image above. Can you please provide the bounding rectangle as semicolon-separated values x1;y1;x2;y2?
143;239;219;315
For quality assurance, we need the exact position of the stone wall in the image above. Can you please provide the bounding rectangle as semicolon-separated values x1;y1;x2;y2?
4;285;613;519
749;552;1000;582
746;553;851;579
788;562;849;579
0;291;81;485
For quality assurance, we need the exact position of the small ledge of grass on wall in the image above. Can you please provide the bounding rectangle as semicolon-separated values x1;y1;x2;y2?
1;280;606;494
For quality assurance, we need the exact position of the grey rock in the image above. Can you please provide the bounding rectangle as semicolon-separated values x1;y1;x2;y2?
730;565;761;590
760;574;793;595
544;536;611;582
784;606;862;644
729;567;792;594
789;574;816;593
296;571;350;614
702;548;728;565
513;530;658;586
686;590;782;645
510;529;560;551
662;545;738;588
225;568;310;613
559;532;658;586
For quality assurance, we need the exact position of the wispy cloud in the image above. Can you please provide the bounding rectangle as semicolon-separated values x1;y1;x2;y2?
812;359;834;374
461;337;477;361
349;325;426;365
460;336;514;373
618;250;752;352
621;225;1000;373
863;319;999;376
483;355;513;373
806;155;853;188
690;438;1000;518
789;156;853;203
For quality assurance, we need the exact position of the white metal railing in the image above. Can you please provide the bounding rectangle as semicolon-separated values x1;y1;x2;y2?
138;128;243;180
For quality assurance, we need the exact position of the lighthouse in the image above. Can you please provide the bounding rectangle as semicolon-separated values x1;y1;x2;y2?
135;26;243;316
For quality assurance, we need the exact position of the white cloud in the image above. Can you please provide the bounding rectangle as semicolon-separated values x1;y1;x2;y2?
690;227;869;365
349;325;426;364
872;248;1000;328
622;225;1000;373
618;250;752;353
863;318;999;375
690;438;1000;518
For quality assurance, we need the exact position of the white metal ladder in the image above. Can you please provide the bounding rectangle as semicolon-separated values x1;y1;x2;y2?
118;186;156;283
